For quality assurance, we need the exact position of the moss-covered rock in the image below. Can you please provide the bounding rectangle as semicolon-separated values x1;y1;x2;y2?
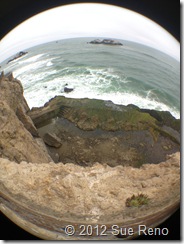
29;96;180;144
29;96;156;131
28;96;180;167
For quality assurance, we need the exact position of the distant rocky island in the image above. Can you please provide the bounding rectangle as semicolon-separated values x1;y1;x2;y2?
7;51;28;64
88;39;123;46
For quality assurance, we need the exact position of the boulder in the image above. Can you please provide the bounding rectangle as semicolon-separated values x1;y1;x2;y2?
64;87;74;93
43;133;62;148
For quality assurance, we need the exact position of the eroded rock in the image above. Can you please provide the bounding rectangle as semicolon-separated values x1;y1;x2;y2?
0;152;180;239
0;74;52;163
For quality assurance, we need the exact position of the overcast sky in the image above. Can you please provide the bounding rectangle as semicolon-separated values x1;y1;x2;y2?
0;3;180;63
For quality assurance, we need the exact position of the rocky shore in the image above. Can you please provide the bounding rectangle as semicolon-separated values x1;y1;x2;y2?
28;94;180;167
0;73;180;240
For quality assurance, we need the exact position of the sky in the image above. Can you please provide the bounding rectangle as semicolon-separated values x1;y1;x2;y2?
0;3;180;63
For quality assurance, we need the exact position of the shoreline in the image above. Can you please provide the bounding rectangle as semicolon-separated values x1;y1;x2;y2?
0;73;180;240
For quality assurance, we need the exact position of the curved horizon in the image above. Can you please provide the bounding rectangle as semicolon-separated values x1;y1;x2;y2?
0;3;180;63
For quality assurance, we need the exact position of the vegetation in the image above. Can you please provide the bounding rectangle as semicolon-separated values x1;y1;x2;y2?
126;193;150;207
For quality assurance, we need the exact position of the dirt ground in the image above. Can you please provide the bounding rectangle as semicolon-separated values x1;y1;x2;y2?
38;117;180;168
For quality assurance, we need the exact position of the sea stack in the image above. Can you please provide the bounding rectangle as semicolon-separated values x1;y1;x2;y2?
88;39;123;45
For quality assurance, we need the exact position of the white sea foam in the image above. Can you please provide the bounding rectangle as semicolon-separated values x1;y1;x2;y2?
13;59;55;78
46;61;53;67
15;64;179;119
23;78;180;119
65;91;179;119
103;92;180;119
18;53;46;64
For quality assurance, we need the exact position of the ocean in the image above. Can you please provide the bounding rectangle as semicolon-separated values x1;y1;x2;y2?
1;37;180;118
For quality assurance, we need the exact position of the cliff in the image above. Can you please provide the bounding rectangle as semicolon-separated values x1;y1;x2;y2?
0;72;52;163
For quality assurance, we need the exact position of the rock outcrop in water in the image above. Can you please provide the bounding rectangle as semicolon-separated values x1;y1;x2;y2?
7;51;28;64
0;73;180;240
64;87;74;93
88;39;123;46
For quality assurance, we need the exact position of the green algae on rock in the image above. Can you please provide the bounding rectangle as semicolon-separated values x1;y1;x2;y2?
28;96;180;137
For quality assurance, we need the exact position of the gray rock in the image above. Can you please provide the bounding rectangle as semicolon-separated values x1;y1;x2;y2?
43;133;62;148
161;125;180;144
7;51;28;64
88;39;123;46
64;87;74;93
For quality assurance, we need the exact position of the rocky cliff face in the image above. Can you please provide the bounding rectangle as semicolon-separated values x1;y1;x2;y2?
0;72;52;163
0;73;180;240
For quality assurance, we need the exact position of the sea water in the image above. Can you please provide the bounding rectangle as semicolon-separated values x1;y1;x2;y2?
1;37;180;118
